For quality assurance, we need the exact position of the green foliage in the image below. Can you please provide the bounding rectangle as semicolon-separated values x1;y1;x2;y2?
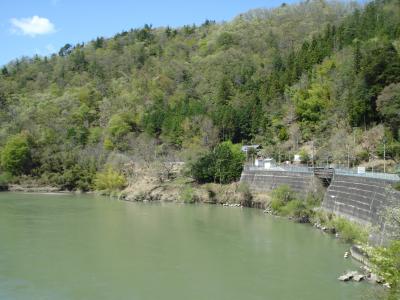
87;127;103;145
271;184;296;203
214;141;245;184
269;185;315;222
299;149;310;163
0;133;31;176
94;167;127;192
106;113;137;150
1;0;400;190
282;200;313;222
191;141;245;184
237;182;253;207
329;217;368;243
270;185;296;212
312;211;368;243
377;83;400;139
190;153;215;183
55;164;95;191
0;171;12;187
180;186;196;203
370;241;400;289
217;32;236;49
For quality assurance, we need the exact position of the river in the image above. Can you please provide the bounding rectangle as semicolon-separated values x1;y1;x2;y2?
0;193;375;300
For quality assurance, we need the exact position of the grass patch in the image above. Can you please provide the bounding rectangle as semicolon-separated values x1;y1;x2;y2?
269;185;316;223
180;186;196;203
330;217;368;244
312;211;368;244
0;172;12;188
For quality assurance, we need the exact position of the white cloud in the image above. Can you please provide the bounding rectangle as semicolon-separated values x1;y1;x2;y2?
10;16;55;37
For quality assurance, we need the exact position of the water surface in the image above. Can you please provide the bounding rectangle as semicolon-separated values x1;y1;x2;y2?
0;193;372;300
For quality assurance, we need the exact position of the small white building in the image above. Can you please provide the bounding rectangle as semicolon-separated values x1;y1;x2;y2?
255;157;276;169
264;158;276;169
293;154;301;164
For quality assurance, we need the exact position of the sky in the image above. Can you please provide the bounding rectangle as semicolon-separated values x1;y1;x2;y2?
0;0;303;66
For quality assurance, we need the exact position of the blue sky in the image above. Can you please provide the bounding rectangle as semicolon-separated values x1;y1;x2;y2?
0;0;304;66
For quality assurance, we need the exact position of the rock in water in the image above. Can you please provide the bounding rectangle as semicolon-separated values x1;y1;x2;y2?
338;274;351;281
369;273;384;284
338;271;358;282
353;274;365;282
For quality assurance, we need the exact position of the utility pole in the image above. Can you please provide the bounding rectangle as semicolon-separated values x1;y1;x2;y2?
347;144;350;169
312;140;315;169
383;137;387;173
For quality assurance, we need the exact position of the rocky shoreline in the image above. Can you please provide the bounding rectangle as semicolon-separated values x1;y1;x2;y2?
7;184;62;193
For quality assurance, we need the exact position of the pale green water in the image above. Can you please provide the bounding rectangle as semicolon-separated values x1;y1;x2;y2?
0;193;373;300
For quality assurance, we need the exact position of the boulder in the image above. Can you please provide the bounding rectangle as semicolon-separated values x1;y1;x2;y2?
353;274;365;282
338;271;358;282
338;274;352;282
368;273;384;284
383;283;391;289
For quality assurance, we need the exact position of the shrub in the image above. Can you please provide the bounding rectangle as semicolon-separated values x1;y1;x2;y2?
270;197;286;212
0;133;32;176
181;186;196;203
330;217;368;243
53;165;95;191
270;185;296;213
191;141;245;184
299;149;310;163
355;150;369;163
190;153;215;183
370;241;400;291
305;190;323;207
271;185;296;203
237;183;253;207
94;167;127;193
0;171;12;187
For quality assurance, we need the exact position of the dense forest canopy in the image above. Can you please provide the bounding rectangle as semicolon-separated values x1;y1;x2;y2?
0;0;400;190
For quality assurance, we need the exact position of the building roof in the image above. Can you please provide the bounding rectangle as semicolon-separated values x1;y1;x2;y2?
241;145;261;152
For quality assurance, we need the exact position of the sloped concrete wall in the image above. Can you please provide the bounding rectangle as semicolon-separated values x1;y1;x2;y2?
240;169;314;194
322;174;400;225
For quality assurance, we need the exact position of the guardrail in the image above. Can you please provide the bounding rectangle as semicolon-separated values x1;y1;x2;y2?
243;164;400;181
244;165;311;173
334;168;400;181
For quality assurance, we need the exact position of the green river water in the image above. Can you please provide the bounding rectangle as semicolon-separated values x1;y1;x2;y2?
0;193;375;300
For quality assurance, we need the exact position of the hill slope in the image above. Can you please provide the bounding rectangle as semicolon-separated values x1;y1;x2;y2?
0;0;399;190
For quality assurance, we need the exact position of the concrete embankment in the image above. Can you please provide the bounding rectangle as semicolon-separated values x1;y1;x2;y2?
241;167;400;227
322;174;400;225
240;168;315;193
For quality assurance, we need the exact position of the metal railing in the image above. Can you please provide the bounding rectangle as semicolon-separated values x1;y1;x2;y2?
244;164;312;173
243;164;400;181
334;168;400;181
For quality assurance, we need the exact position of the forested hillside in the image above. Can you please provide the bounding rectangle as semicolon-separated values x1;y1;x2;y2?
0;0;399;190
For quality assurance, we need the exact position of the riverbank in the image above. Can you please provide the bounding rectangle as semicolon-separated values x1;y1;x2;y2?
119;175;269;208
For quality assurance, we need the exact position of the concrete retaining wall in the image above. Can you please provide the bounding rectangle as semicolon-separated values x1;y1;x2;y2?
241;168;400;227
240;169;314;194
322;174;400;225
